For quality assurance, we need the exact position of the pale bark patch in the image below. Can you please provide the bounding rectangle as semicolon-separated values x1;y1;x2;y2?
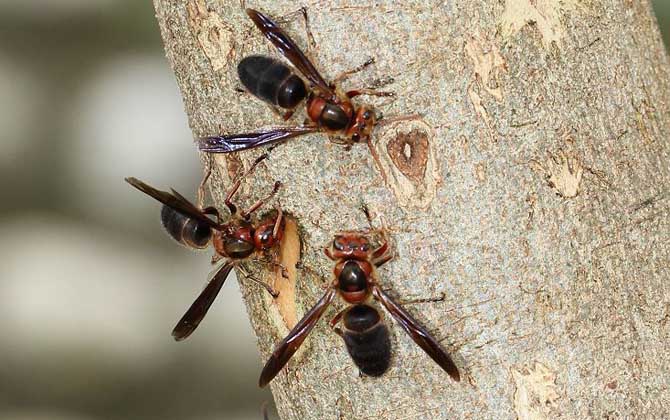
187;0;234;71
511;362;561;420
500;0;584;48
262;218;310;363
474;162;487;183
467;85;496;142
531;148;584;198
465;37;507;101
273;218;300;330
466;37;507;142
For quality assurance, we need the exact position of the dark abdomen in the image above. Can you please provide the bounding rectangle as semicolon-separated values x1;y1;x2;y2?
160;205;211;249
238;55;306;109
342;305;392;376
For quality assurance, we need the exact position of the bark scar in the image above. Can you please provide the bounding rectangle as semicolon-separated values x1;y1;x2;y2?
262;218;312;367
531;148;584;198
511;362;561;420
370;118;439;209
273;217;300;329
187;0;235;71
500;0;585;48
386;129;430;183
465;37;507;101
465;37;507;142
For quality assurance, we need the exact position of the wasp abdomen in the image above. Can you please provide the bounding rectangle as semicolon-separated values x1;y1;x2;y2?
342;305;392;377
160;205;212;249
222;237;255;259
238;55;307;109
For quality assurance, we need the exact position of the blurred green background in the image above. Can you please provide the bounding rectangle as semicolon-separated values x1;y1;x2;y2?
0;2;668;420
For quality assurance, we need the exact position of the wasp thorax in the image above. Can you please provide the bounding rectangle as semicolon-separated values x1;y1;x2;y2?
222;236;255;259
320;103;350;131
338;261;368;293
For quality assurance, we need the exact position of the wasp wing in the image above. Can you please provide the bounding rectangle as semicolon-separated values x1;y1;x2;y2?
198;126;319;153
172;262;235;341
246;8;333;95
125;177;220;229
373;286;460;381
258;288;337;387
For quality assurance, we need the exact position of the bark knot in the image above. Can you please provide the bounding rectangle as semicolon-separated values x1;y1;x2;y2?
370;118;439;209
386;129;430;183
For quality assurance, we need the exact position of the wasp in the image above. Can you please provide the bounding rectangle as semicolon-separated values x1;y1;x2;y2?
125;154;285;341
198;8;394;154
257;223;460;387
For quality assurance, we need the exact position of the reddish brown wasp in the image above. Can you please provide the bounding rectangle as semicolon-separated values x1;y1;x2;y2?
197;8;393;154
258;220;460;387
125;154;285;341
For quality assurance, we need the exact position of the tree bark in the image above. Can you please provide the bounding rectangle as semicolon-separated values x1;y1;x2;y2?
153;0;670;418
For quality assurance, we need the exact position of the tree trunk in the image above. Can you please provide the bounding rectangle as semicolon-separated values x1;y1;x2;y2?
152;0;670;418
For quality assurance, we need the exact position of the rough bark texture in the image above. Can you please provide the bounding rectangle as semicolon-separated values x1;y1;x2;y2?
153;0;670;418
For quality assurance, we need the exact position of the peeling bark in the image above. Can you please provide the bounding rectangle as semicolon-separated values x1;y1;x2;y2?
153;0;670;418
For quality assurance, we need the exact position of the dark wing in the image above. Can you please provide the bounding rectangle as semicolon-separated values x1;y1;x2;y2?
373;286;460;381
172;262;234;341
246;8;333;95
198;126;319;153
125;177;220;230
258;288;337;387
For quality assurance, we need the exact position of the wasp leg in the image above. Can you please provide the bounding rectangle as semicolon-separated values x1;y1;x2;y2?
334;57;376;85
224;153;270;215
237;264;280;297
240;181;281;219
